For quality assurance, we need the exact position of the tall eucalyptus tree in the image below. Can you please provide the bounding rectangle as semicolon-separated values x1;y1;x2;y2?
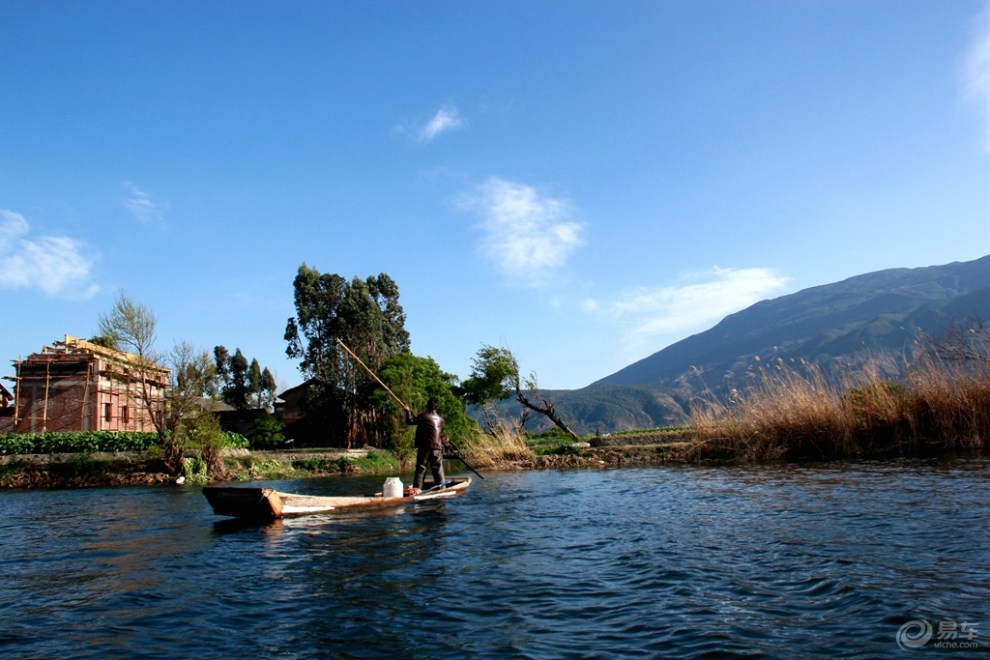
284;263;410;446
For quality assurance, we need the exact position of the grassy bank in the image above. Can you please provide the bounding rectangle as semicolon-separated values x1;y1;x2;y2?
0;429;682;488
0;448;401;489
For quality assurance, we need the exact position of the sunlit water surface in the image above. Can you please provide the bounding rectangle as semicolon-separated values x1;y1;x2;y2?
1;459;988;657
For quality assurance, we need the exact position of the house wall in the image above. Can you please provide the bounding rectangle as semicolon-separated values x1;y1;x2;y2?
0;409;13;433
14;357;95;433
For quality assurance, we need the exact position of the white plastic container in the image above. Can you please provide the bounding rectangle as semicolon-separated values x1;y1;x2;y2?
383;477;403;498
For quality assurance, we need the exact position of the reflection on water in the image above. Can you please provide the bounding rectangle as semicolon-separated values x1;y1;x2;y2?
0;461;987;657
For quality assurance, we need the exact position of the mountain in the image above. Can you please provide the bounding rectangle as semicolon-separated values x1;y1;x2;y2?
507;255;990;435
492;383;693;435
594;254;990;395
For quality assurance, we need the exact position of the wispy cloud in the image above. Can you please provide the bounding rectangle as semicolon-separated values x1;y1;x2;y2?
122;182;168;226
0;209;99;300
461;177;584;287
965;1;990;149
419;106;464;141
584;266;790;350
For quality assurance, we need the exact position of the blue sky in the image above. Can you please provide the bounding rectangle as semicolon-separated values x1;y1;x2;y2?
2;1;989;391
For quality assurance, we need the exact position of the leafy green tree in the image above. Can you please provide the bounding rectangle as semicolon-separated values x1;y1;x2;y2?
228;349;249;409
462;344;578;440
214;346;230;389
284;264;410;447
378;353;476;463
248;359;262;405
213;346;277;411
250;411;286;449
259;367;277;411
461;345;520;434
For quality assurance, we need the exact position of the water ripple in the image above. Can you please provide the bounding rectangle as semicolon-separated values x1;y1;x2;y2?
1;461;988;657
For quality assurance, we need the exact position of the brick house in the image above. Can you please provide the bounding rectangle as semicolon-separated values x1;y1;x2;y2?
8;335;169;434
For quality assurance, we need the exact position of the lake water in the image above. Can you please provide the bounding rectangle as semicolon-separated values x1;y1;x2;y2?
1;459;988;658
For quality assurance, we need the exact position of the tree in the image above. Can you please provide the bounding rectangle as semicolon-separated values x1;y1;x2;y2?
259;367;277;410
98;292;157;360
214;345;230;389
378;353;476;464
172;341;217;398
924;316;990;364
213;346;277;411
98;292;190;473
170;341;216;399
284;264;411;447
97;294;248;479
460;345;519;434
167;341;229;478
461;344;579;440
175;410;228;483
228;349;249;409
248;359;262;406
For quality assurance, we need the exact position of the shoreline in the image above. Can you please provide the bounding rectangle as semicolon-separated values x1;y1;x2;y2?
2;440;983;489
0;443;691;489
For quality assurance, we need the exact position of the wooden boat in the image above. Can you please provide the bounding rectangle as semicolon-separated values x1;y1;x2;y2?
203;477;472;520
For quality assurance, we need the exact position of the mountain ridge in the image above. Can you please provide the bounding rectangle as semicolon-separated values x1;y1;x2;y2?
594;255;990;391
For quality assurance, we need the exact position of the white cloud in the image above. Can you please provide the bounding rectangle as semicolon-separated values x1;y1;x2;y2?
122;182;168;226
588;266;790;350
965;1;990;149
461;177;584;287
419;106;464;141
0;209;99;300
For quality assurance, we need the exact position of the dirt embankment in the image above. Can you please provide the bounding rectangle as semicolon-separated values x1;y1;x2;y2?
0;454;175;488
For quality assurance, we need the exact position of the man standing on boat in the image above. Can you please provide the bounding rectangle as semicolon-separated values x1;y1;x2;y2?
404;398;446;494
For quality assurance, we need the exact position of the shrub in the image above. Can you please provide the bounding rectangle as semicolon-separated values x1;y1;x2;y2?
0;431;159;455
353;448;400;471
249;412;285;450
222;431;250;449
181;456;209;484
177;414;234;480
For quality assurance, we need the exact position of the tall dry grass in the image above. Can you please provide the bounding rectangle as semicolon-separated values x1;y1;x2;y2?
688;354;990;462
907;352;990;452
454;424;534;470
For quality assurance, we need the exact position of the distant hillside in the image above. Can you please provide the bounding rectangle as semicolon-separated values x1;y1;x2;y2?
594;254;990;396
495;384;692;435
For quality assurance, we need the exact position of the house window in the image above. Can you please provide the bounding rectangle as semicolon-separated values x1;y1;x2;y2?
121;406;129;425
104;403;113;422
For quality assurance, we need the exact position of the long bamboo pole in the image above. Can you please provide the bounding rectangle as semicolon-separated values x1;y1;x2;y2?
335;338;407;408
335;337;485;479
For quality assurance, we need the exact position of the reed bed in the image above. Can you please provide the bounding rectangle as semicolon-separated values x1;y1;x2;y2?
688;354;990;462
